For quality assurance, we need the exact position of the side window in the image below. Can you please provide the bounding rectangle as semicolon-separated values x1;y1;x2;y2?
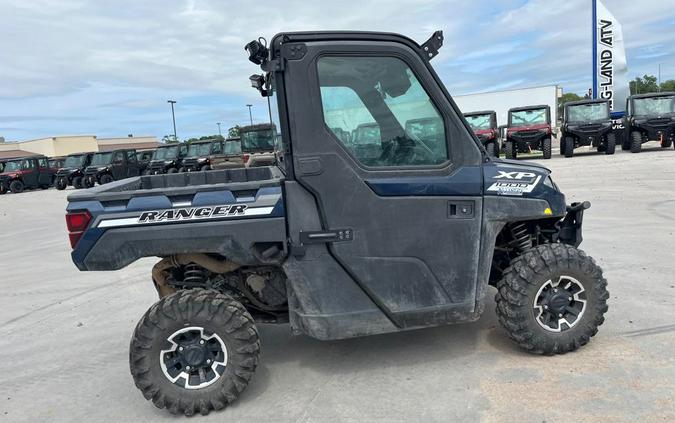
126;151;137;163
113;151;125;164
38;158;47;168
23;159;36;169
318;56;448;167
212;142;222;154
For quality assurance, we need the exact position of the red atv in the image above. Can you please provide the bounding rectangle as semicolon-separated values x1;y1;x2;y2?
504;105;553;159
0;155;54;194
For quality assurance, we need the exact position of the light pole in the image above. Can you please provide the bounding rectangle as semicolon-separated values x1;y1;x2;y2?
246;104;253;125
167;100;177;141
217;122;222;136
658;63;662;92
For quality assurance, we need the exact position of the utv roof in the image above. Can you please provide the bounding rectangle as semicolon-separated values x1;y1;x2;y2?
564;99;609;107
508;104;550;113
226;137;241;141
464;110;495;116
5;154;46;161
271;31;423;50
67;151;96;156
629;91;675;99
240;123;276;131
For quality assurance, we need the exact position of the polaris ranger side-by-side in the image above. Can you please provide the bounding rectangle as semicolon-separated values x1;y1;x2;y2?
239;123;277;167
560;99;615;157
623;92;675;153
66;31;608;416
180;139;221;172
504;105;553;159
464;110;500;157
83;149;141;187
210;138;246;170
146;144;189;174
55;152;95;190
0;155;53;194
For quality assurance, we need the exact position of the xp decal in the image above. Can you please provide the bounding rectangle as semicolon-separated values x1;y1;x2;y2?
487;171;542;196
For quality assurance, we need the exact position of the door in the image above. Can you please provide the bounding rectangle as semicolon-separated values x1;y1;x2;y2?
283;39;484;325
37;157;51;185
22;158;39;187
111;151;126;179
125;150;140;177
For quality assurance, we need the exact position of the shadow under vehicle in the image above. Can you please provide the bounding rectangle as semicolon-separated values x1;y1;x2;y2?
622;92;675;153
83;149;140;188
146;144;189;175
55;152;95;190
65;30;609;416
560;99;615;157
504;105;553;159
463;110;500;157
0;155;53;194
239;123;277;167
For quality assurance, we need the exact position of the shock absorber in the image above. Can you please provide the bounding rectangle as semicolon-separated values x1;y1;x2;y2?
510;223;532;251
183;263;206;286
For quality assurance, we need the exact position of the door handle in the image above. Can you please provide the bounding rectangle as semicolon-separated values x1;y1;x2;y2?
448;201;474;218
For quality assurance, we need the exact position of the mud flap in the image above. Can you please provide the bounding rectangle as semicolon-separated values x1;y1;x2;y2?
558;201;590;247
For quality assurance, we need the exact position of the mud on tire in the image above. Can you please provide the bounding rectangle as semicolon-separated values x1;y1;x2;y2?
494;244;608;355
129;289;260;416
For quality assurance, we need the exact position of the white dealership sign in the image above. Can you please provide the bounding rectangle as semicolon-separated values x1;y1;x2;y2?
593;0;629;112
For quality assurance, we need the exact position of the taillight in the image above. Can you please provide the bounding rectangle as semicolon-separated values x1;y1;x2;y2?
66;211;91;248
243;153;250;163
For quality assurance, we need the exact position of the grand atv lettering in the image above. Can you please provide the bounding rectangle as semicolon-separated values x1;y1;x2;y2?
139;204;248;223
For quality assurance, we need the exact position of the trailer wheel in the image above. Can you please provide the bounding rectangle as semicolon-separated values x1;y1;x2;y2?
605;132;616;155
542;137;552;159
55;177;68;190
630;131;642;153
563;136;574;158
72;176;83;189
130;289;260;416
9;180;24;193
495;243;609;355
505;141;516;159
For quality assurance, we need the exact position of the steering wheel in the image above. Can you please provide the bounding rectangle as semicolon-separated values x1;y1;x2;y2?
380;136;436;165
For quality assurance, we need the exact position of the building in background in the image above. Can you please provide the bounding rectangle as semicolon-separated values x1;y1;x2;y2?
0;135;160;159
454;85;562;128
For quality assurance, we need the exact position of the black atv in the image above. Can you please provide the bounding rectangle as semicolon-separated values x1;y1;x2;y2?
180;139;220;172
622;92;675;153
55;152;95;190
83;148;141;187
504;105;553;159
464;110;500;157
146;144;188;174
560;99;615;157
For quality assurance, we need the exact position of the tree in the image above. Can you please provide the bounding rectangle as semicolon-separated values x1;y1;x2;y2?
228;125;241;138
558;92;582;120
629;74;659;95
660;79;675;92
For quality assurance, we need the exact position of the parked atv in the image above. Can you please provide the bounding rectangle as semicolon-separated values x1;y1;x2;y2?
239;123;277;167
504;105;553;159
83;149;140;187
0;155;53;194
464;110;500;157
55;152;95;190
211;137;245;170
180;139;221;172
146;144;189;175
66;31;609;416
560;99;615;157
622;92;675;153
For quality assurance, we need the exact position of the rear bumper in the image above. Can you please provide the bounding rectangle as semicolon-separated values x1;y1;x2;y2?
558;201;590;247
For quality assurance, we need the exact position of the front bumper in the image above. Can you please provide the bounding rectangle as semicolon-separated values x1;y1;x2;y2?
566;124;612;146
508;131;547;151
558;201;590;247
634;120;675;140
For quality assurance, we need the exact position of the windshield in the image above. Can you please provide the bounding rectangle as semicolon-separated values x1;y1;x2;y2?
64;155;84;167
464;114;492;130
152;146;179;160
2;160;22;172
91;152;112;166
567;103;608;122
241;130;275;151
187;142;212;157
510;108;548;127
224;141;242;154
633;96;675;116
352;125;380;145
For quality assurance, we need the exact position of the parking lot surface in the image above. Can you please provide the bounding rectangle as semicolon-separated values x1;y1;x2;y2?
1;144;674;422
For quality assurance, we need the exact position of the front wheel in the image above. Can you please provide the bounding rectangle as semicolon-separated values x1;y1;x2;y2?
495;244;608;354
83;177;94;188
56;177;68;190
72;176;83;189
129;289;260;416
100;174;114;184
563;136;574;158
9;180;24;193
168;167;178;174
630;130;642;153
542;137;552;159
605;132;616;155
505;141;516;159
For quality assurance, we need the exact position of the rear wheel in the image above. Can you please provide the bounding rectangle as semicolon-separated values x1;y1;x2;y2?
505;141;516;159
9;180;24;193
563;136;574;158
630;131;642;153
129;289;260;416
168;167;178;174
55;177;68;190
72;176;83;189
542;137;552;159
100;174;114;184
495;244;609;354
605;132;616;155
0;183;7;195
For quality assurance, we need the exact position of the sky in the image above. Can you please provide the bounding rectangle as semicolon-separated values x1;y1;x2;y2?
0;0;673;141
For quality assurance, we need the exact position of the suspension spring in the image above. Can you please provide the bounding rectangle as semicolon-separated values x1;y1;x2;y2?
510;223;532;251
183;263;206;286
